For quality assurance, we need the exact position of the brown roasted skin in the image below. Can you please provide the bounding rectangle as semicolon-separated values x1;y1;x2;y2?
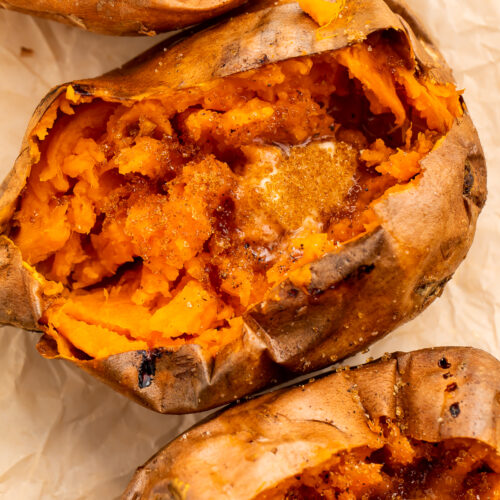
121;347;500;499
0;0;247;35
0;0;487;413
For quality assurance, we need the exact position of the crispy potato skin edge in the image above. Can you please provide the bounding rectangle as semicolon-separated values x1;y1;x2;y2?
0;0;487;413
0;0;247;35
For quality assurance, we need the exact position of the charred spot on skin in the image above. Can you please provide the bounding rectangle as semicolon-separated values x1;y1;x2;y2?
415;276;451;305
138;350;161;389
463;161;474;196
71;84;92;97
310;288;325;297
357;264;375;276
344;264;375;283
307;287;326;304
287;288;300;298
463;154;486;208
449;402;461;418
446;382;458;392
438;357;451;369
443;372;452;379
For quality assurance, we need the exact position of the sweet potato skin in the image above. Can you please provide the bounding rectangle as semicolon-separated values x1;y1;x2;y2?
121;347;500;500
0;0;487;413
0;0;247;35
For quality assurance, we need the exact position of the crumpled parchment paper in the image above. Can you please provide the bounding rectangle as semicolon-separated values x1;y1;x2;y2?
0;1;499;498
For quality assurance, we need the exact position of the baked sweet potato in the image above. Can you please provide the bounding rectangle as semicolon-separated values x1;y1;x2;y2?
0;0;486;413
0;0;247;35
122;347;500;499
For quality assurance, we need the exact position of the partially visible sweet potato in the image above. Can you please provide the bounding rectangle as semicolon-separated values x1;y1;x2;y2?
0;0;246;35
122;347;500;499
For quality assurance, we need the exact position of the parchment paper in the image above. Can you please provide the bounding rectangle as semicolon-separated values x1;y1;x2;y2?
0;1;499;498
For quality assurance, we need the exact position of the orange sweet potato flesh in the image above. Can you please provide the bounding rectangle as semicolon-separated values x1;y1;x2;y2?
10;36;462;360
260;430;500;499
298;0;346;27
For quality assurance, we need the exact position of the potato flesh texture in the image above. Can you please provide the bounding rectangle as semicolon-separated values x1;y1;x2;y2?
12;38;463;359
259;424;500;500
298;0;346;27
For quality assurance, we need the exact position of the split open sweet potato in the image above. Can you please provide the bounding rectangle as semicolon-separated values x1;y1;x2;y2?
0;0;247;35
0;0;486;412
122;347;500;499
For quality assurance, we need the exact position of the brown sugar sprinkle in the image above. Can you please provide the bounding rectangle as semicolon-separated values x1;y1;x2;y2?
266;141;357;230
240;140;358;232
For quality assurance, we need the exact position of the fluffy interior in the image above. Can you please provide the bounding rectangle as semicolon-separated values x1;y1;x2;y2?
257;419;500;500
11;32;463;359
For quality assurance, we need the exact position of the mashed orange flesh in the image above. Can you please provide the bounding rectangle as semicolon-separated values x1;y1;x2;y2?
12;34;463;359
258;420;500;499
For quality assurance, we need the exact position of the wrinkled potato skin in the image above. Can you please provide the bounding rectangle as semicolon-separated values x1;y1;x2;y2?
122;347;500;500
0;0;487;413
0;0;247;35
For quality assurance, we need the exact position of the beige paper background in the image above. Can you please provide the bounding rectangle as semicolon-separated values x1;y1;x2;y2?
0;1;499;498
